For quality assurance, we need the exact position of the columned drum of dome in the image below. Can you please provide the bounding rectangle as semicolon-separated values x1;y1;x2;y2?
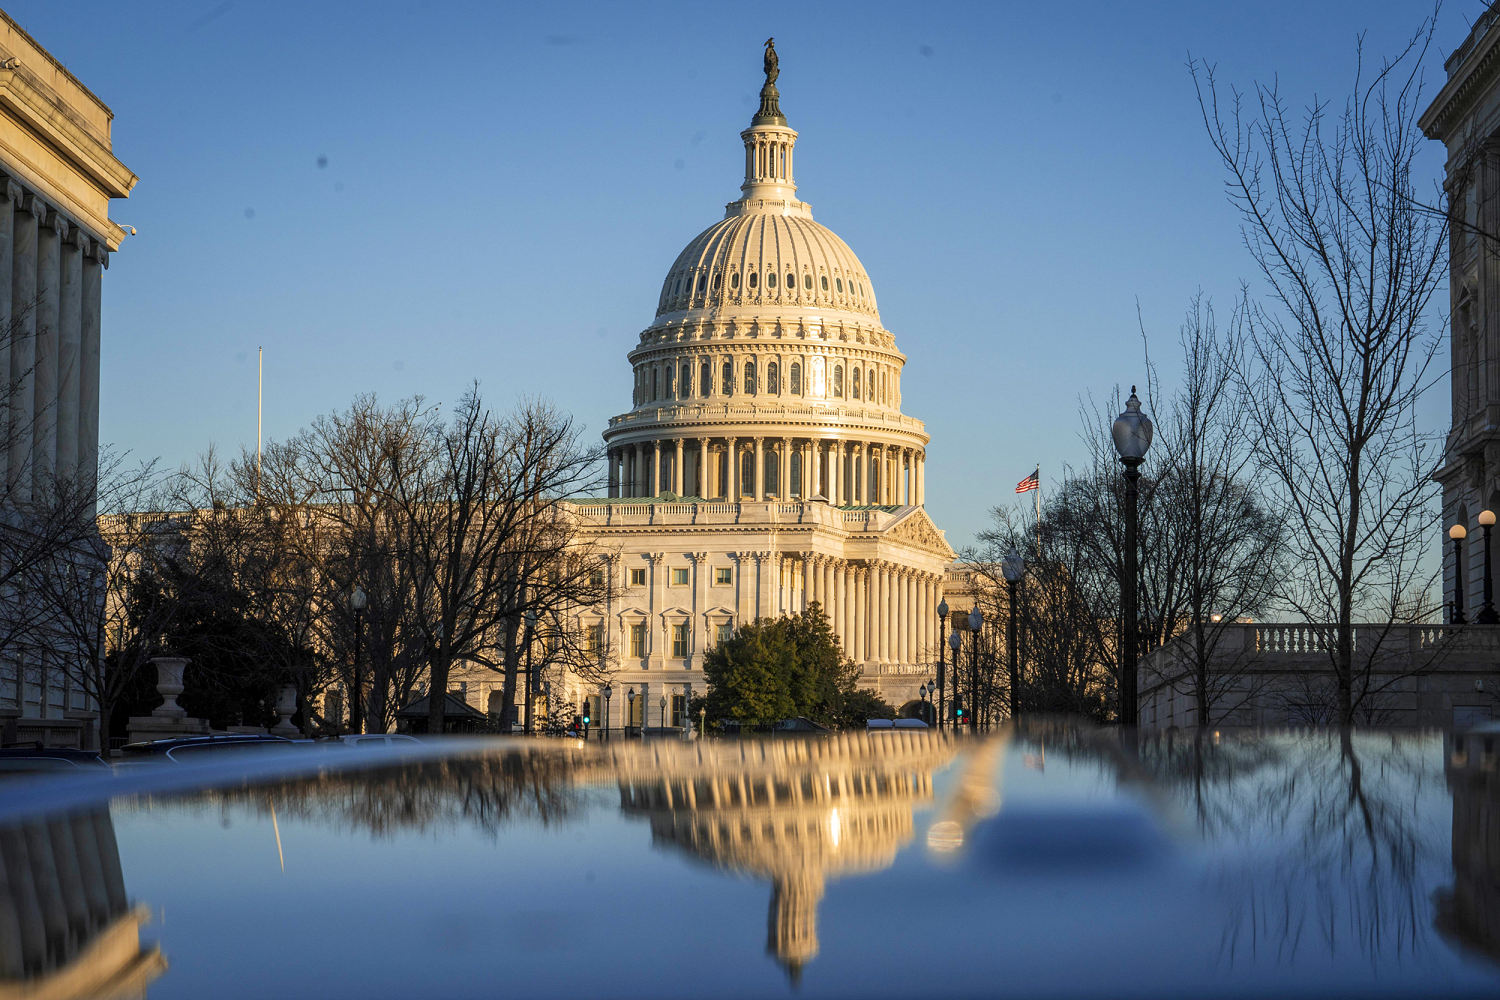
489;45;958;725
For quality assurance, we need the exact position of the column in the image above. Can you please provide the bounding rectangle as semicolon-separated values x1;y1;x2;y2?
779;437;791;500
851;444;861;503
727;437;739;500
650;441;661;496
674;438;684;495
8;193;41;502
607;448;618;497
810;440;822;499
877;564;889;662
753;438;764;500
895;569;907;665
33;211;63;491
853;566;866;662
903;449;913;506
690;552;707;664
757;551;773;619
917;576;929;660
832;560;846;648
805;554;817;611
697;438;708;498
648;552;664;665
0;180;15;490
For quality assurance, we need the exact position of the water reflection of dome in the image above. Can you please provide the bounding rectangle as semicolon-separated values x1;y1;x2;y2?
0;809;165;998
606;733;956;979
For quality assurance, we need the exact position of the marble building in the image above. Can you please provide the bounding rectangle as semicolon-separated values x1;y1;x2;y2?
505;46;956;727
0;13;136;746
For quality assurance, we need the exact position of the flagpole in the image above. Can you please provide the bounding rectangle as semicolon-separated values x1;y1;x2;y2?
1034;465;1041;557
256;346;263;503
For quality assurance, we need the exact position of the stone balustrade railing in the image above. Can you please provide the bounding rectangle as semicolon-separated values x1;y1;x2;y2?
570;499;889;529
607;401;926;433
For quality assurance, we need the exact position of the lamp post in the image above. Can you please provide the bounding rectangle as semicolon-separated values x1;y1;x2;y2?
967;607;983;730
1479;511;1498;625
627;687;636;737
523;608;538;734
1002;548;1025;722
349;585;367;734
918;682;929;724
1112;385;1153;728
924;679;936;725
948;631;961;729
936;598;950;730
660;694;667;729
1451;522;1469;625
603;683;613;741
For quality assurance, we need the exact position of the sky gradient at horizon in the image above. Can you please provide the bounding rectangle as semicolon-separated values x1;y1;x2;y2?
3;0;1465;550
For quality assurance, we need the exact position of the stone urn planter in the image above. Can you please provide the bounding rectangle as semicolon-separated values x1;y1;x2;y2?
270;684;301;737
149;656;190;719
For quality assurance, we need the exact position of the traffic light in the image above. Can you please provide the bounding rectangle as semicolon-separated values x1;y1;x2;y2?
954;703;965;724
581;701;591;725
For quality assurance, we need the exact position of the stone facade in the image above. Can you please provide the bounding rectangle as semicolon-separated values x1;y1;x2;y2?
0;13;136;747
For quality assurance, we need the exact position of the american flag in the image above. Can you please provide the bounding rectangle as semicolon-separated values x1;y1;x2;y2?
1015;468;1039;494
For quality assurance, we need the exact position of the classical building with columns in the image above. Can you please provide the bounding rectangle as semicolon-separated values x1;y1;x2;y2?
0;13;136;746
534;49;955;726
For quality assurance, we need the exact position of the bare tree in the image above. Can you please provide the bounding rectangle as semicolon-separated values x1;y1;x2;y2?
1193;17;1448;725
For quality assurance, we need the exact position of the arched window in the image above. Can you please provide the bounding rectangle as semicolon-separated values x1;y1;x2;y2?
833;365;844;398
731;272;740;290
722;360;734;395
821;275;829;291
790;451;803;498
745;360;757;394
790;362;802;395
868;368;876;400
664;365;675;397
767;271;777;289
767;361;779;394
836;277;844;293
786;272;794;291
651;367;659;400
878;370;884;404
701;361;711;397
804;274;813;290
740;451;754;496
712;273;722;292
681;363;692;397
749;271;759;289
852;367;861;400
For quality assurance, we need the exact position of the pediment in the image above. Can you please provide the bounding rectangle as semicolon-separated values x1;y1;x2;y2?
701;605;736;619
882;508;956;559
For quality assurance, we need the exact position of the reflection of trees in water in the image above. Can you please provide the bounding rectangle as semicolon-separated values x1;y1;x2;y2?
120;752;584;840
0;808;166;997
1136;730;1440;970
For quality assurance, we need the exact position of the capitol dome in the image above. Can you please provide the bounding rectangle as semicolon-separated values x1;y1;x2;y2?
603;43;929;509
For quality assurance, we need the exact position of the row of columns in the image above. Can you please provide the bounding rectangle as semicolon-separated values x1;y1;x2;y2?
800;555;943;666
633;354;900;410
0;173;107;507
606;437;926;506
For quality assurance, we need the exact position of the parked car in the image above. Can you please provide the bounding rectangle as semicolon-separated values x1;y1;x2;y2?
117;733;295;763
0;745;110;777
323;734;423;749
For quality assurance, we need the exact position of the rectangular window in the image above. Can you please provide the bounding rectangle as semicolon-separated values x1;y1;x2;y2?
630;567;647;586
716;622;733;647
589;568;605;587
714;567;732;586
585;624;603;654
671;694;687;728
672;623;689;657
630;623;647;658
671;567;689;586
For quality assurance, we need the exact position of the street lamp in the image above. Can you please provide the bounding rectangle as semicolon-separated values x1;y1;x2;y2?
917;681;930;724
936;597;950;730
627;686;636;737
924;679;936;725
967;607;983;730
523;608;538;734
603;683;613;741
1451;522;1469;625
948;630;961;728
1112;385;1153;727
349;585;367;734
1002;548;1025;722
1479;511;1498;625
660;694;667;729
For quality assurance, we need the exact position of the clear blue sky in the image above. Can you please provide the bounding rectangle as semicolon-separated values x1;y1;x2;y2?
5;0;1469;549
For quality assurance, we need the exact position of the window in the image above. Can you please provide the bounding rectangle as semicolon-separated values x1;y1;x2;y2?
744;360;757;394
748;271;758;289
712;273;722;291
671;567;689;586
585;624;603;654
833;364;844;397
651;367;658;400
767;271;777;288
731;272;740;290
790;362;802;394
716;622;733;646
821;275;829;291
672;623;689;657
722;361;733;395
836;277;844;293
681;363;692;397
671;694;686;727
767;361;779;395
804;274;812;290
786;272;794;291
630;624;647;657
714;567;732;585
629;567;647;586
589;568;605;587
664;365;675;397
700;361;711;397
852;368;861;399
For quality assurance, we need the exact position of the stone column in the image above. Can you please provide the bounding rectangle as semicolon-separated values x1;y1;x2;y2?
33;211;64;491
779;437;791;499
727;437;739;500
8;193;41;502
753;438;765;500
809;440;821;499
0;181;15;491
876;564;889;662
850;444;861;503
650;441;662;496
915;452;924;505
853;566;867;663
607;448;619;497
831;561;845;649
674;438;684;495
895;568;907;664
697;438;708;498
758;551;775;619
805;554;818;611
648;552;664;665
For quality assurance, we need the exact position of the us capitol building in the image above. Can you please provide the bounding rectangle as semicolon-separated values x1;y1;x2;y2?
540;43;957;728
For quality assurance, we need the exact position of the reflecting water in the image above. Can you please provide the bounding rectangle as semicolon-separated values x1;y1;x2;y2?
2;728;1499;998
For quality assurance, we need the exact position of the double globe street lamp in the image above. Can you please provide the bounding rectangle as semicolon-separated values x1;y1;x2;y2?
966;606;983;729
603;683;613;741
1002;548;1025;721
936;597;950;729
349;584;367;734
1112;386;1153;728
948;630;962;727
